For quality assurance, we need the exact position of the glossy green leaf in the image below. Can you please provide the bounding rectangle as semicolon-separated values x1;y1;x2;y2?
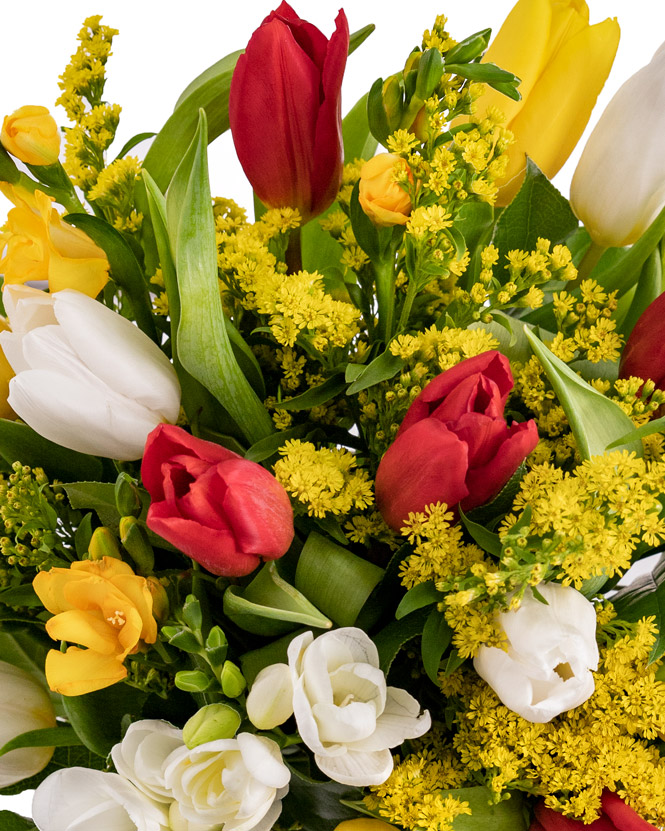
244;424;309;463
618;248;662;337
278;373;347;411
606;415;665;450
342;92;378;163
113;131;156;160
395;582;440;619
448;787;527;831
460;509;502;556
524;327;642;460
373;608;430;674
63;683;148;757
422;608;453;683
166;110;273;444
348;24;375;56
345;348;403;394
0;812;36;831
612;555;665;662
0;727;81;759
281;766;364;831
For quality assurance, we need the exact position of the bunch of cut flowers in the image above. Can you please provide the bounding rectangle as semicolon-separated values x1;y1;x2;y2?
2;2;665;830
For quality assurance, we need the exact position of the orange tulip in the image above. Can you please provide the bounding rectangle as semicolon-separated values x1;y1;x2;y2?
358;154;412;227
1;106;60;166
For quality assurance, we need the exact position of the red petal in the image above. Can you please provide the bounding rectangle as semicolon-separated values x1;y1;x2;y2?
534;801;614;831
619;291;665;387
601;793;659;831
450;411;511;466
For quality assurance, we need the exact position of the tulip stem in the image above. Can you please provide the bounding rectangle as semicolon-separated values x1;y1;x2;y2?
568;241;605;289
375;257;396;342
285;227;303;274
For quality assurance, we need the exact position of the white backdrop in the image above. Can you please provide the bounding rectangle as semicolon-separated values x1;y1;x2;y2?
0;0;664;820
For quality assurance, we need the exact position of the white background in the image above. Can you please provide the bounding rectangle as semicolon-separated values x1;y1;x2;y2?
1;0;664;820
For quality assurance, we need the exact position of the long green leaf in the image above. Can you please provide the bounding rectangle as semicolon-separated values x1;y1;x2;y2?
373;608;430;674
395;582;440;619
166;110;273;444
422;608;453;683
0;727;81;759
342;92;378;163
278;373;347;411
63;683;147;757
524;327;642;460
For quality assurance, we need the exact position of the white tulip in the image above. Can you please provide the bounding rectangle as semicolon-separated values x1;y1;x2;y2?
570;41;665;247
162;732;290;831
111;719;184;803
0;284;181;460
32;767;170;831
0;661;56;787
473;582;599;723
253;627;431;787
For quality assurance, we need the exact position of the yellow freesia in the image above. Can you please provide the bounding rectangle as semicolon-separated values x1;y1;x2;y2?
1;106;60;166
0;184;109;297
0;318;16;421
33;556;165;696
476;0;620;204
334;822;398;831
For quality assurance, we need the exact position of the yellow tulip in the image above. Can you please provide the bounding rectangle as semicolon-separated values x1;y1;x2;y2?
359;154;412;227
1;105;60;166
476;0;620;204
0;184;109;297
33;556;162;696
334;821;398;831
0;318;15;421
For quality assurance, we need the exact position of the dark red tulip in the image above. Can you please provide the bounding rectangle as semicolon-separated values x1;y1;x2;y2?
229;2;348;222
531;792;657;831
142;424;294;577
619;291;665;390
375;351;539;531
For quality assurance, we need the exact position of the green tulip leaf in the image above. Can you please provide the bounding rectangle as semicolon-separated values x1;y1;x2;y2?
373;608;431;675
278;373;347;411
617;248;662;337
63;683;148;757
396;581;441;620
113;131;156;160
342;92;378;163
422;608;453;683
524;327;643;460
606;415;665;450
345;347;403;394
0;727;81;759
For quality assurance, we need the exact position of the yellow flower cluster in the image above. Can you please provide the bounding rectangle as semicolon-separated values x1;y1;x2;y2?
87;156;143;232
273;440;374;519
452;620;665;824
390;325;498;374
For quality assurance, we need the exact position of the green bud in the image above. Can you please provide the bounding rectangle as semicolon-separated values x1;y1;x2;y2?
205;626;228;666
119;516;155;575
174;670;211;693
183;703;242;748
182;594;203;632
161;626;202;654
220;660;246;699
415;48;443;100
114;472;142;518
367;76;391;145
381;74;404;132
444;28;491;64
403;48;421;75
88;527;122;561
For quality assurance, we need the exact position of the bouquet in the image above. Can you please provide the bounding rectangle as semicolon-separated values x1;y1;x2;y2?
1;2;665;829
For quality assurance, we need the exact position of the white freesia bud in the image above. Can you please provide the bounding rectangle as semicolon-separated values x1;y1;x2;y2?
163;732;290;831
571;41;665;247
0;285;181;460
473;582;599;723
287;627;431;786
32;767;170;831
0;661;56;787
246;662;294;730
111;719;184;803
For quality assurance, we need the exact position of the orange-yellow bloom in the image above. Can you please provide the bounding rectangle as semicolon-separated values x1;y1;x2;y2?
335;822;398;831
1;106;60;166
33;557;165;696
358;153;412;227
476;0;620;204
0;184;109;297
0;318;16;421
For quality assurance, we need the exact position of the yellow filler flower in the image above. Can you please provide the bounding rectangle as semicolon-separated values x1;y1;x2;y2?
33;557;164;696
476;0;619;204
1;106;60;166
0;184;109;296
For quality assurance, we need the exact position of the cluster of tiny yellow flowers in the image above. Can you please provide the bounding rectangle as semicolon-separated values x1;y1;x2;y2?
451;619;665;825
57;16;121;191
273;440;374;519
344;511;397;548
87;156;143;231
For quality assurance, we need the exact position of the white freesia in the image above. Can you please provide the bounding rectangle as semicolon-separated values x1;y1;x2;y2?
0;660;56;787
163;732;290;831
473;582;599;723
111;719;184;803
246;662;295;730
570;41;665;247
0;284;181;460
248;627;431;787
32;767;170;831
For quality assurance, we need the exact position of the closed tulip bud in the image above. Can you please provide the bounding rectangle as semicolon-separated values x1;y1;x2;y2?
358;154;413;227
618;292;665;388
229;3;349;223
0;661;56;787
476;0;620;204
571;42;665;247
0;285;181;461
183;703;242;748
119;516;155;575
1;105;60;166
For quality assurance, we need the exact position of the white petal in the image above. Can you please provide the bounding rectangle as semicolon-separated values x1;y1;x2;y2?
350;688;431;752
53;290;180;420
3;284;56;334
237;733;290;789
8;370;162;460
292;674;328;755
111;719;183;803
314;748;394;787
246;663;294;730
313;699;378;744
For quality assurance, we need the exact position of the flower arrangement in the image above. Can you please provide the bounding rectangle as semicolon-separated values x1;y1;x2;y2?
1;3;665;831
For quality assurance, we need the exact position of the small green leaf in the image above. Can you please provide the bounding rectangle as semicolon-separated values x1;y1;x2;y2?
422;608;453;683
415;48;443;100
278;373;347;411
524;327;642;460
367;77;391;146
396;582;440;619
445;29;491;64
244;425;309;463
612;555;665;662
349;180;381;260
606;415;665;450
175;670;212;693
346;348;403;394
460;509;502;556
348;24;375;56
445;62;521;100
0;726;81;759
113;131;156;160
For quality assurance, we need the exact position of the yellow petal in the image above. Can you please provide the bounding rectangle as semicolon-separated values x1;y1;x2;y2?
45;647;127;696
111;574;158;644
45;609;119;655
70;556;136;580
33;567;90;615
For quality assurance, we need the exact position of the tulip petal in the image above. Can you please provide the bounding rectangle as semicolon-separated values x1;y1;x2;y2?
45;647;127;696
247;663;295;730
619;292;665;385
314;747;394;787
237;733;291;789
601;792;657;831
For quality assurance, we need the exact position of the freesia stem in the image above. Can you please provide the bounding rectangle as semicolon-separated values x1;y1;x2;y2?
375;257;396;342
285;226;303;274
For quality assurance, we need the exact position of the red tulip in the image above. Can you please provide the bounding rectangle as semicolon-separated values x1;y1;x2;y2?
619;291;665;389
375;351;539;531
229;2;348;222
142;424;294;577
531;792;657;831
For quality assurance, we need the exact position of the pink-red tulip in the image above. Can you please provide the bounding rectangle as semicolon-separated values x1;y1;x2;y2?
375;351;538;531
618;291;665;389
229;2;348;223
142;424;294;577
530;792;657;831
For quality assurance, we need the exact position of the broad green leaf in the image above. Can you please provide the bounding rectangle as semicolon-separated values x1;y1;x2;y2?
223;562;332;636
166;110;273;444
349;180;381;261
0;726;81;759
113;131;156;160
0;585;42;608
281;766;364;831
0;146;20;184
342;92;378;163
64;481;130;530
448;787;527;831
244;424;309;463
422;608;453;683
64;213;158;342
0;812;36;831
524;327;642;460
460;509;502;556
345;348;403;394
278;373;347;411
612;555;665;662
240;629;305;687
301;205;345;278
0;420;103;483
0;626;51;691
63;682;147;757
606;415;665;450
296;532;384;627
396;582;440;619
618;248;662;337
373;608;430;674
455;201;494;256
0;743;106;797
491;159;578;266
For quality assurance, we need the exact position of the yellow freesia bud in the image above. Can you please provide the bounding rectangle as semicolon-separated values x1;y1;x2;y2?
0;318;15;421
334;821;398;831
476;0;620;204
1;106;60;166
33;556;161;696
358;153;412;227
0;184;109;297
